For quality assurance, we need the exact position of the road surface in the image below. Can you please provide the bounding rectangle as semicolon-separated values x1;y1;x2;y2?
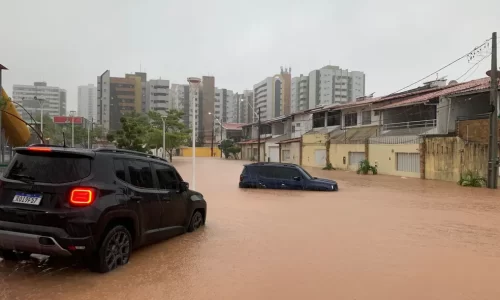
2;157;500;300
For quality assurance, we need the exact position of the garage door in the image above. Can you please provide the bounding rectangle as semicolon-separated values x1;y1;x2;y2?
315;149;326;166
396;152;420;173
349;152;365;166
269;146;279;162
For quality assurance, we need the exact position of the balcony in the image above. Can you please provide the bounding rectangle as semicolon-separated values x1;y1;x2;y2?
383;119;436;131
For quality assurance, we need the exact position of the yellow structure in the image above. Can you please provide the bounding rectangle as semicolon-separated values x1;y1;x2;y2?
369;143;420;178
180;147;222;157
301;131;328;167
329;144;366;171
1;89;30;147
278;138;301;164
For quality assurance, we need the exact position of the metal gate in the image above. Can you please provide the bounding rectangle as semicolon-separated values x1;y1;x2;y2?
314;149;326;166
348;152;365;166
269;146;279;162
396;152;420;173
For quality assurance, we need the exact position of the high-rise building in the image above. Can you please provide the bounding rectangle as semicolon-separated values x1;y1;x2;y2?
226;90;253;124
253;67;292;121
97;70;142;131
291;74;309;113
214;88;233;123
308;65;365;109
199;76;215;143
12;81;67;122
146;79;170;114
170;83;191;128
77;84;97;121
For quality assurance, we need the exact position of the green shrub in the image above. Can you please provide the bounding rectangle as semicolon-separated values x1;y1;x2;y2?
356;159;377;175
458;170;486;187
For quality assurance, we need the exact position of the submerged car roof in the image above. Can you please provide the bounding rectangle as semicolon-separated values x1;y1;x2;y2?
14;145;169;164
244;162;300;168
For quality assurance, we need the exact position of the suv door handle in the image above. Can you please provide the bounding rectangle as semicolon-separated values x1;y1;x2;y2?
130;195;143;202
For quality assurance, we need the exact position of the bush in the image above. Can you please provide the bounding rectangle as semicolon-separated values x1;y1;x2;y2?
322;163;335;170
458;170;486;187
356;159;377;175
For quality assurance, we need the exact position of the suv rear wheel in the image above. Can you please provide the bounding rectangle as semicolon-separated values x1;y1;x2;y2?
88;225;132;273
188;211;204;232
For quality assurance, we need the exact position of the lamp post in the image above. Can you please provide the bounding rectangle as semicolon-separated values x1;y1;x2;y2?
69;111;76;147
208;112;215;157
0;64;8;163
213;117;223;158
34;96;45;141
161;115;167;159
187;77;201;190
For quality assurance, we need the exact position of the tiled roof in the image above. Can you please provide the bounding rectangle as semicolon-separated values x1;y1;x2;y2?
374;77;491;110
277;137;301;144
222;123;246;130
238;137;271;144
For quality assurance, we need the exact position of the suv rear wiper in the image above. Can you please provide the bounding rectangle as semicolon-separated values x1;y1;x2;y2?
9;173;36;183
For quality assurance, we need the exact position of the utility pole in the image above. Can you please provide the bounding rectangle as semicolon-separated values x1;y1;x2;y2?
220;122;223;158
257;107;261;162
210;117;214;157
488;32;498;189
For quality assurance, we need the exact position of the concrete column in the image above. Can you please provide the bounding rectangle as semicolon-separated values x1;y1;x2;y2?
419;137;426;179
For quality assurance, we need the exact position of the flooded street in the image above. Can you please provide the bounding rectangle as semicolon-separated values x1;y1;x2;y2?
2;157;500;300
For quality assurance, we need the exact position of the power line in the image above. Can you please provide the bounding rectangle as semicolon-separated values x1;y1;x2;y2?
388;38;491;96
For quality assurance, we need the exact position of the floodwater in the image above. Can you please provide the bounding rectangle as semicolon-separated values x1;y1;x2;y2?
2;157;500;300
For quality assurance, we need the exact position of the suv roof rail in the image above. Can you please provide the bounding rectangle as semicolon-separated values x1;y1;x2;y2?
28;143;67;148
94;148;169;163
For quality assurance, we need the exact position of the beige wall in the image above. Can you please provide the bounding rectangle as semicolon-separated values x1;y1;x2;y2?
241;144;265;161
301;132;327;167
425;137;491;182
370;144;420;178
280;142;300;164
329;144;365;171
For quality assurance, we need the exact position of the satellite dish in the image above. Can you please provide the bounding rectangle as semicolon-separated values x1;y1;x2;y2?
448;80;458;86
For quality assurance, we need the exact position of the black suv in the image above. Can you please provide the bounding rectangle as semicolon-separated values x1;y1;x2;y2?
239;162;339;191
0;146;207;273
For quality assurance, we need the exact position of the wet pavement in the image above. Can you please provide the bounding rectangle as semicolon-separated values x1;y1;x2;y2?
2;157;500;300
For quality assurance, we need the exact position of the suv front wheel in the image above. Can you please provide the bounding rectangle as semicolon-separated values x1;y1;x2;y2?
88;225;132;273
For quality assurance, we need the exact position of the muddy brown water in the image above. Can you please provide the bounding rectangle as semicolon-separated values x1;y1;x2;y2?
2;157;500;300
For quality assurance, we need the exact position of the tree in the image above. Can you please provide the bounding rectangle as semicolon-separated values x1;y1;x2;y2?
108;112;151;152
220;139;241;159
147;110;190;161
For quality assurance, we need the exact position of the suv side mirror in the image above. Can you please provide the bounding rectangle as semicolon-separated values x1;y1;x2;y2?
180;181;189;192
293;176;301;181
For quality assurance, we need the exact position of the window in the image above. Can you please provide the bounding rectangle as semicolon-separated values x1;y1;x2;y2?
127;160;154;188
362;111;371;125
344;112;357;127
6;153;91;184
114;159;126;181
313;112;325;128
349;152;365;165
154;163;179;189
258;166;300;179
327;111;341;126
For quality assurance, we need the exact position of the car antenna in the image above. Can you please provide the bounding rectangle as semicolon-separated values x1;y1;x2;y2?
62;132;67;148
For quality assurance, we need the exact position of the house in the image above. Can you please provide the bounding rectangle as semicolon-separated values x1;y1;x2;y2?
221;123;246;142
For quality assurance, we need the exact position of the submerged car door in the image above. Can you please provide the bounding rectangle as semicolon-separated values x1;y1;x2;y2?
256;166;281;189
275;167;305;190
120;159;163;239
153;163;187;231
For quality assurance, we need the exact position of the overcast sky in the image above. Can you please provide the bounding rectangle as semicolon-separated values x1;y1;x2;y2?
2;0;499;113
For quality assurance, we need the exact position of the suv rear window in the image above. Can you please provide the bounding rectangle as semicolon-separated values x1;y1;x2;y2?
6;153;91;184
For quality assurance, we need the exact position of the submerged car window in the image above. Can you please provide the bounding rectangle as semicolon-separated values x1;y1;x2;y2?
300;168;313;180
6;153;91;184
127;160;154;189
154;163;179;190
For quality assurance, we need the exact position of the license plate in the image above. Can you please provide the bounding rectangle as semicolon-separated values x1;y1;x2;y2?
12;193;42;205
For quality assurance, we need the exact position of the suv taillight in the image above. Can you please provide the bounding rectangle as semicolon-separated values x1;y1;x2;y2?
69;187;97;207
240;175;243;182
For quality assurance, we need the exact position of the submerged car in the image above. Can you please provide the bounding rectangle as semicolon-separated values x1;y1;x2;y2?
0;146;207;273
239;162;338;191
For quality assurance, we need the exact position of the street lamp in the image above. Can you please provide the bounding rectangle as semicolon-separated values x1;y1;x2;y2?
208;112;215;157
0;64;8;163
187;77;201;190
161;115;167;159
69;111;76;147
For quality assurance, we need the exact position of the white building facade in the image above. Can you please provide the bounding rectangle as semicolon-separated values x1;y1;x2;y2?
308;65;365;109
77;84;97;121
291;74;309;113
12;81;67;122
146;79;170;114
253;77;276;121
